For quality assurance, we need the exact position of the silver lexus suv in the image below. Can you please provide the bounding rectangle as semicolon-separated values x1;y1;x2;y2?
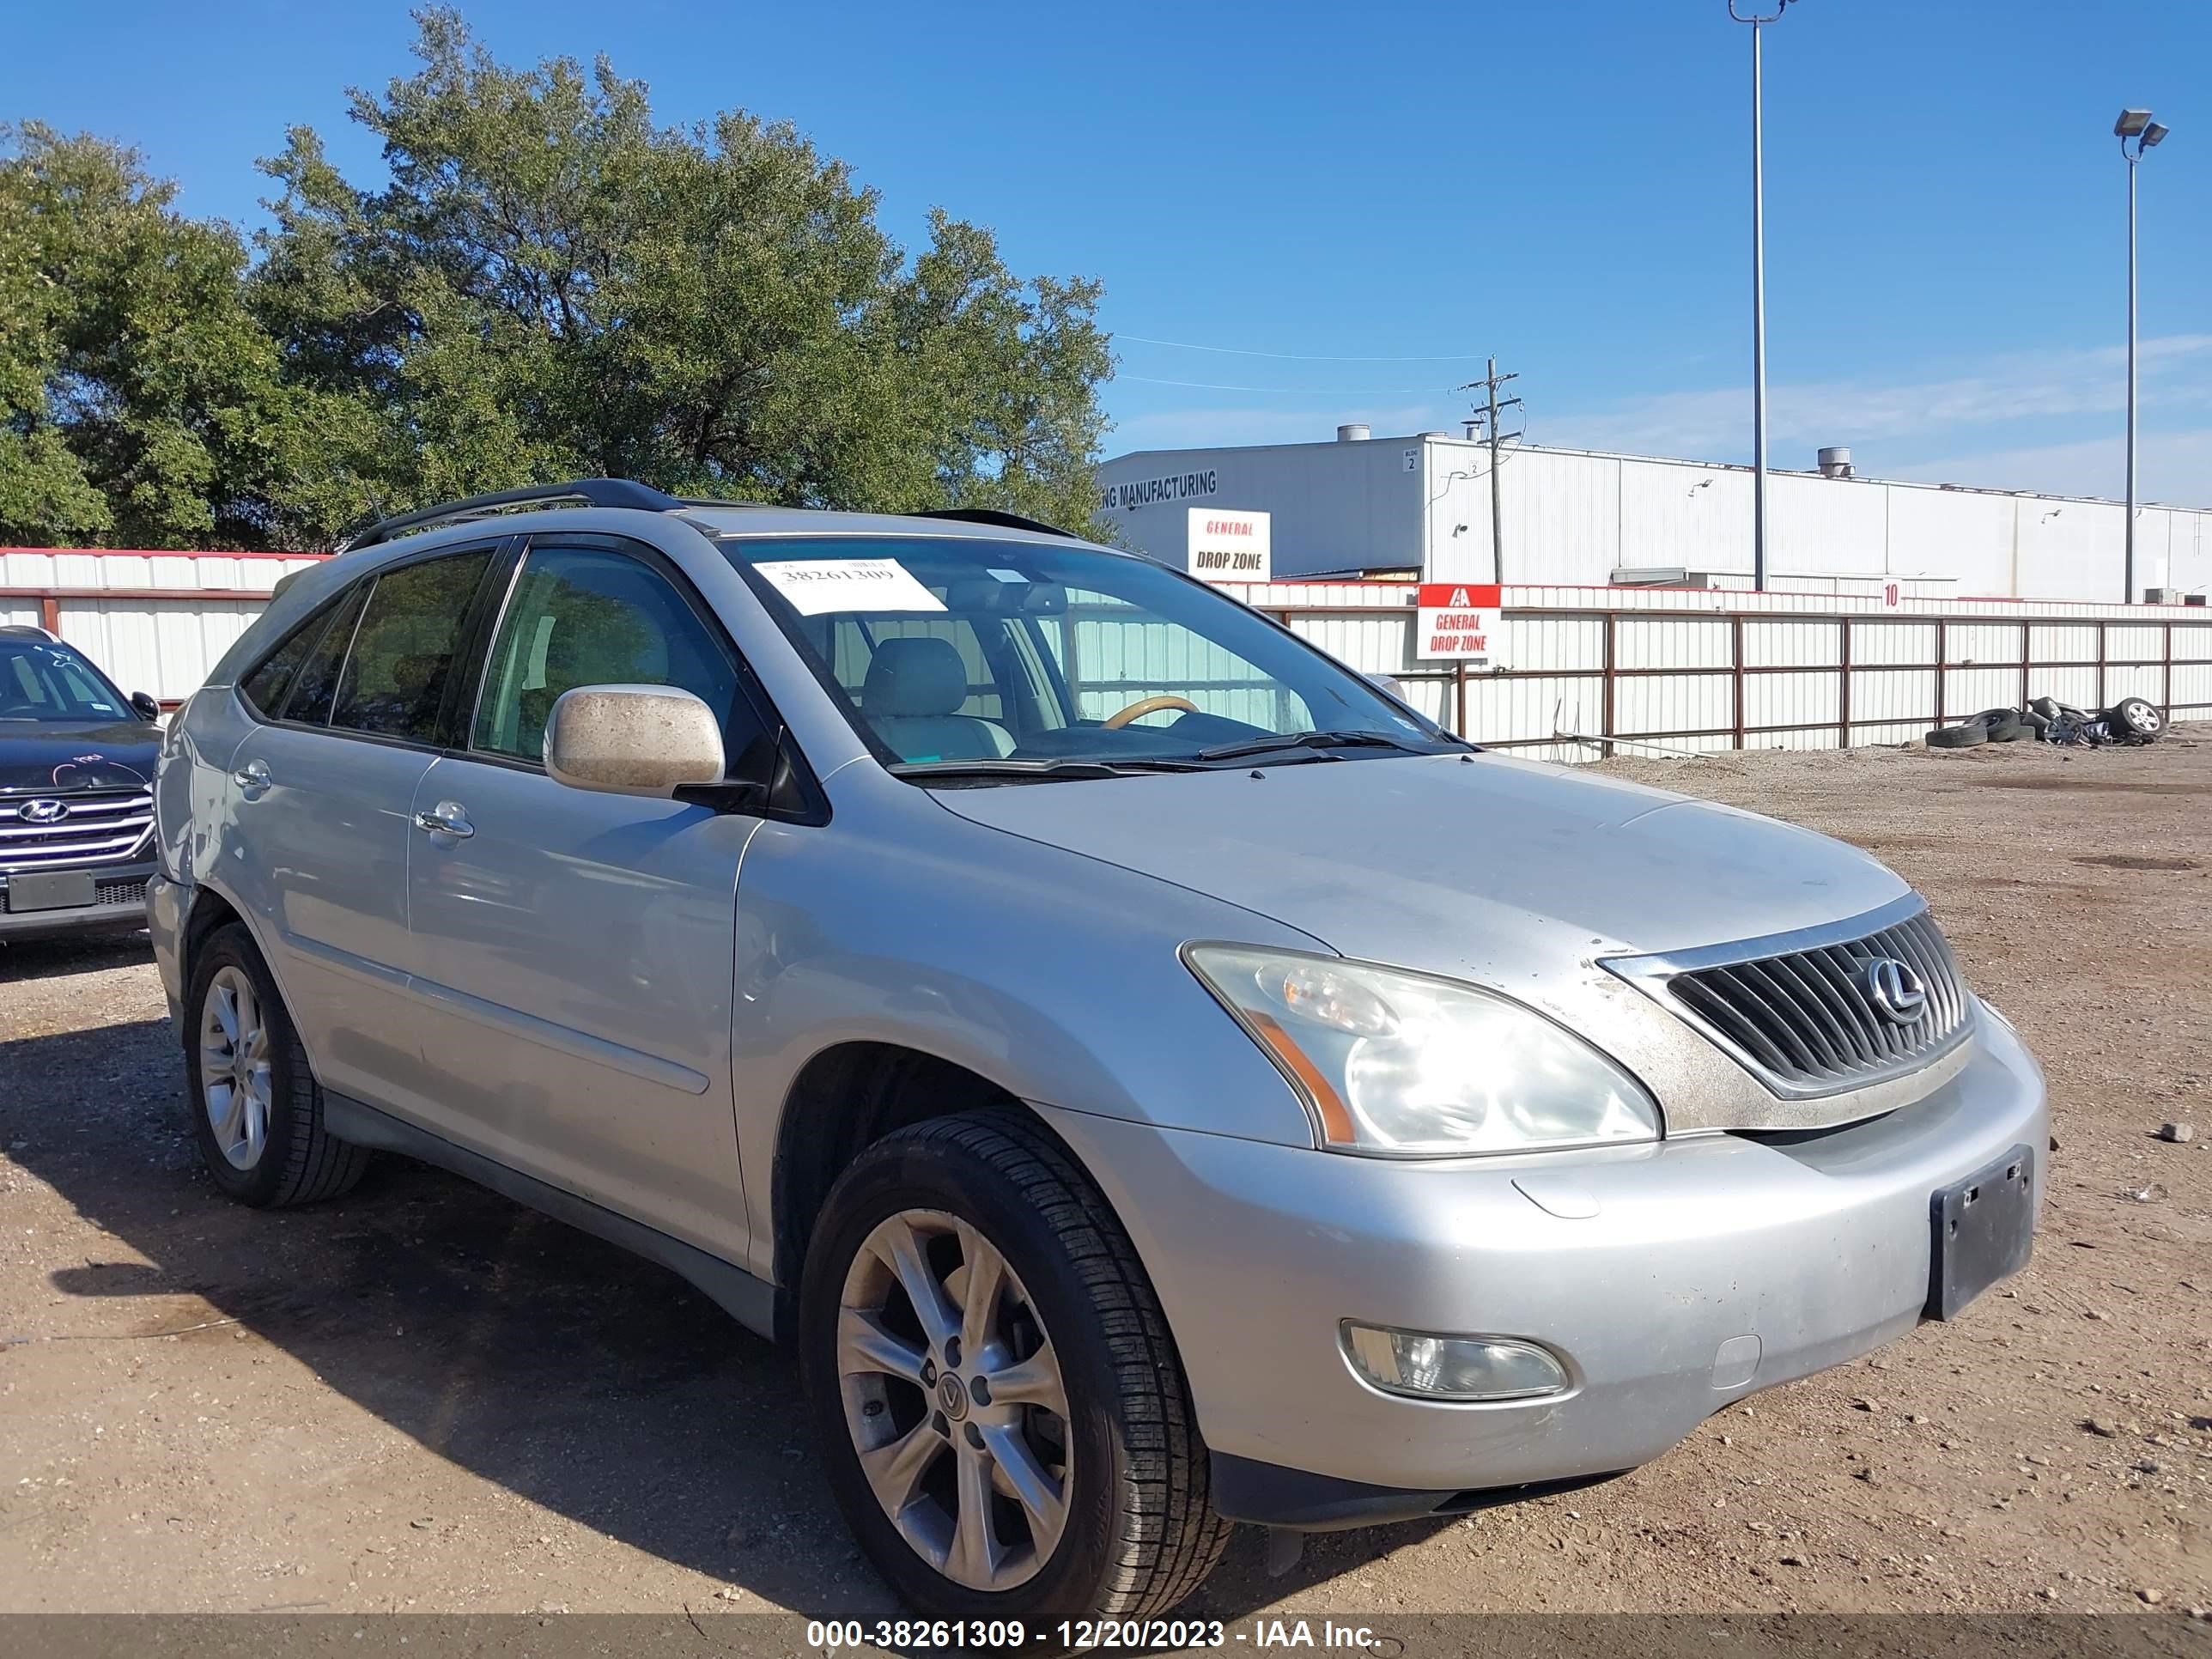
149;480;2046;1623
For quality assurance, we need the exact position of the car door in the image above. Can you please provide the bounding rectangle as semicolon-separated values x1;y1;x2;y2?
401;535;769;1261
221;543;502;1118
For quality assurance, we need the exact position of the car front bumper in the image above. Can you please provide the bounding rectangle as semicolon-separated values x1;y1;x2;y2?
0;858;156;943
1035;1003;2046;1527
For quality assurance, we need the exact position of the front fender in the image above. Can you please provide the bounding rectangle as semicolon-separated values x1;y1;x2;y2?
727;806;1329;1273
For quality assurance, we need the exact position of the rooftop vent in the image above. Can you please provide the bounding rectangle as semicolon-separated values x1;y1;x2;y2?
1336;423;1371;443
1817;446;1853;479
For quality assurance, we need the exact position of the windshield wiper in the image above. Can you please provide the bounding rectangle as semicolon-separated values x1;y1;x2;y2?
1192;729;1438;763
891;757;1208;785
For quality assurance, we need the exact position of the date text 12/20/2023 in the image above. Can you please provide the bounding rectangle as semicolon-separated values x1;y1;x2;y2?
805;1618;1392;1650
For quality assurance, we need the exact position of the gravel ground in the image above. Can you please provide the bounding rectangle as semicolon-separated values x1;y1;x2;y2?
1;732;2207;1620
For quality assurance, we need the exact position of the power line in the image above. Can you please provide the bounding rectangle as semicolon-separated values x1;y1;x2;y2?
1114;334;1493;364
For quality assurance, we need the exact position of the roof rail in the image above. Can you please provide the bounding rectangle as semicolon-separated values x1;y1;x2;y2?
345;478;685;551
908;507;1079;539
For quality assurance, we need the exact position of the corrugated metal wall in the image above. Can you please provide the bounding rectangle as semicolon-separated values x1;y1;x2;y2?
2;549;324;703
1102;435;2212;599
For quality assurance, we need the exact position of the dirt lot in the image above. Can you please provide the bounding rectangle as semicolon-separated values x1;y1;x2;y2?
2;732;2208;1621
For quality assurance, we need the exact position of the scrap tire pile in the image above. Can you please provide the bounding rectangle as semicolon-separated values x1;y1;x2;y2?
1926;696;2167;750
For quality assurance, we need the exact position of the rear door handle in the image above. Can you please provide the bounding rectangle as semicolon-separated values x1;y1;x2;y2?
231;759;271;795
412;800;474;840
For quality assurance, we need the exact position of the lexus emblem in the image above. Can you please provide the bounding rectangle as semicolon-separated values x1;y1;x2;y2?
1863;957;1928;1025
18;798;69;825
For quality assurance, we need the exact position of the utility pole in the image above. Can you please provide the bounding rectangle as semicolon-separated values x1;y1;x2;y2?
1457;358;1521;584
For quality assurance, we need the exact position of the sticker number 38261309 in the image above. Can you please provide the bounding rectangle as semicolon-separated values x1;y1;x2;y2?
757;558;946;617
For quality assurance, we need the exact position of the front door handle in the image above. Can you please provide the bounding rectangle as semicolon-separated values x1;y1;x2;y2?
231;759;271;795
412;800;475;840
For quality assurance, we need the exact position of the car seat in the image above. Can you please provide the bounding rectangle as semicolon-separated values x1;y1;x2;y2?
860;637;1013;763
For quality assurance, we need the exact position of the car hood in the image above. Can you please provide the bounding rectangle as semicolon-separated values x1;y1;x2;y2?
0;720;161;795
931;751;1909;976
930;751;1948;1135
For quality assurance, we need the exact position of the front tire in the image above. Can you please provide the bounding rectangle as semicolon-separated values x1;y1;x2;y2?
183;923;370;1207
799;1111;1231;1625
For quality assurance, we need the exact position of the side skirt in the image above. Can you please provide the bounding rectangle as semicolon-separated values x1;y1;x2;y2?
325;1091;778;1341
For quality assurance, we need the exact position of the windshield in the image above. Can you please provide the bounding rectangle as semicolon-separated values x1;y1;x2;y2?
0;638;132;723
720;536;1459;779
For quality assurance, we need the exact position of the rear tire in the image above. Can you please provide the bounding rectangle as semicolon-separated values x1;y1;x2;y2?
183;923;370;1207
1969;708;2028;742
799;1111;1231;1626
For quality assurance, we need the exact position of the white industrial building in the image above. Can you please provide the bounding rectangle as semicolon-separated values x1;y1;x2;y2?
1097;428;2212;604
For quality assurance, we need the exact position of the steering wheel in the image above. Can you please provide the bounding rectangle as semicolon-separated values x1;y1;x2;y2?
1100;694;1200;730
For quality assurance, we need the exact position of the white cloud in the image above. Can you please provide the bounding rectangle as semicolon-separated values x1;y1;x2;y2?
1107;400;1452;456
1886;428;2212;507
1551;335;2212;465
1103;337;2212;507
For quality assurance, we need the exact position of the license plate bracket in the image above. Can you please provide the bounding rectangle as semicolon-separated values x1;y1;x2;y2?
1926;1143;2034;1320
4;871;98;913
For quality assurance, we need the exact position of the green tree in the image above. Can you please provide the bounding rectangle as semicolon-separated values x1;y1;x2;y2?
256;9;1114;538
0;123;335;548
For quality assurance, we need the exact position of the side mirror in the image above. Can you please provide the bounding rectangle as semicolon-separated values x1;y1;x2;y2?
544;684;726;799
130;691;162;721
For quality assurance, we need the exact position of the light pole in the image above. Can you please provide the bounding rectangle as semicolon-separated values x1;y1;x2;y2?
2115;108;2169;605
1729;0;1799;593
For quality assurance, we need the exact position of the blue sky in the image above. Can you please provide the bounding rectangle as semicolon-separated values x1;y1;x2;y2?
8;1;2205;501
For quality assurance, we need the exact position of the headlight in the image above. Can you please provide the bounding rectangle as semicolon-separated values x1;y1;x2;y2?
1183;945;1661;1158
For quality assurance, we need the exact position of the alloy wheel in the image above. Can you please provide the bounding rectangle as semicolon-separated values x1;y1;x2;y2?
836;1208;1072;1591
200;965;271;1170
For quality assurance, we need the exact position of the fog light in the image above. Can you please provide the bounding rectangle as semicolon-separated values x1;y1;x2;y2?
1341;1322;1569;1401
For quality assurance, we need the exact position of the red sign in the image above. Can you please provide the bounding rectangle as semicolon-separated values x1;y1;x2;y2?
1415;582;1501;662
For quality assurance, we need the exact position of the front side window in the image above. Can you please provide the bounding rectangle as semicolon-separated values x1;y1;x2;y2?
0;639;130;722
722;537;1453;776
329;551;492;742
472;544;750;769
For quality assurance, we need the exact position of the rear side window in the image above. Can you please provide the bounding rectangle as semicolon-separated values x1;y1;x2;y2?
240;593;347;718
329;551;492;742
281;583;370;727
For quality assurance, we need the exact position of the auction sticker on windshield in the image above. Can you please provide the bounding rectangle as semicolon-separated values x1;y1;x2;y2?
759;558;947;616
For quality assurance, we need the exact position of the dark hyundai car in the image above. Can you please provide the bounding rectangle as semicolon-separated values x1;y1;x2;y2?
0;625;164;942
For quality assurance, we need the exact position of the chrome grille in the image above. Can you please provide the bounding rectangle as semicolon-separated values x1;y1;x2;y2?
1608;900;1972;1099
0;789;155;871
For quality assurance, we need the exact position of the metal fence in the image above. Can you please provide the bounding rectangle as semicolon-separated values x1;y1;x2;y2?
1236;581;2212;762
9;551;2210;749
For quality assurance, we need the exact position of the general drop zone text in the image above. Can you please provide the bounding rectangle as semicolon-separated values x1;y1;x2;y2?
1426;610;1488;653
